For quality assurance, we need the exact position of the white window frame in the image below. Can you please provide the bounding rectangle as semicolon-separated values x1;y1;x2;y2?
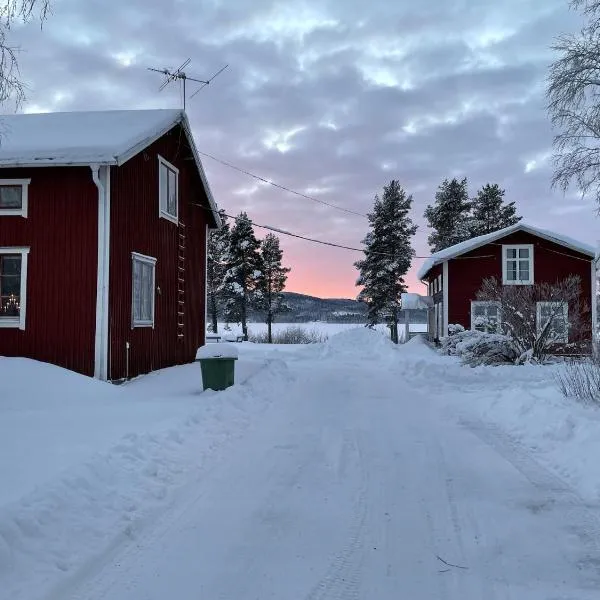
158;155;179;224
0;179;31;218
131;252;157;328
0;247;30;330
471;300;501;333
502;244;534;285
536;301;568;343
437;274;442;292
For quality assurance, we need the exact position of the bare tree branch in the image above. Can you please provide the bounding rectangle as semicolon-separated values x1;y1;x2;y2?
0;1;51;108
547;1;600;207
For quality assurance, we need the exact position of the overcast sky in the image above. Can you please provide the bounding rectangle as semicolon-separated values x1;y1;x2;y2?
9;0;597;297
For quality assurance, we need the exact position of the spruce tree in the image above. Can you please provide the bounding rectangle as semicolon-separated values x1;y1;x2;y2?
470;183;521;237
424;177;471;252
254;234;291;343
222;212;262;340
355;180;417;344
206;210;230;334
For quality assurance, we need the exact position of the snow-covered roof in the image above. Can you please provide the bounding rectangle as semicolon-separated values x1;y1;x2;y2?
416;223;595;280
401;293;433;310
0;109;220;225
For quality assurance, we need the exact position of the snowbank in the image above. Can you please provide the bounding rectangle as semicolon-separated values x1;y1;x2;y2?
320;327;399;362
0;355;290;600
196;343;239;359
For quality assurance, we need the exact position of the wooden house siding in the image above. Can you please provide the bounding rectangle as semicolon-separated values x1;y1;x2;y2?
0;166;98;375
445;230;592;338
108;125;209;380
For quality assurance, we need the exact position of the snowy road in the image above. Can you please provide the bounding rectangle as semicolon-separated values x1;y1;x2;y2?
53;341;600;599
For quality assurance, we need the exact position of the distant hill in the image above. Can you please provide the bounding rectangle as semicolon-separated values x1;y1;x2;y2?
247;292;427;324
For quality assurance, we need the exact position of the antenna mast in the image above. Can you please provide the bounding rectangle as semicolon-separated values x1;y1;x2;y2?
147;59;229;110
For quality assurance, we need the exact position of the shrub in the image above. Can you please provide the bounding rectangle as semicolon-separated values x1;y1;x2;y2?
556;353;600;406
249;326;328;344
441;329;519;366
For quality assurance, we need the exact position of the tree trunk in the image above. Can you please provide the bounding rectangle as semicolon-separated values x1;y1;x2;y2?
209;293;218;334
241;294;248;341
267;314;272;344
390;316;399;344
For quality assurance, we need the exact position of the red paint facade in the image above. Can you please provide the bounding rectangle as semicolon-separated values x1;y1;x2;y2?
0;167;98;375
109;125;210;380
422;230;593;343
0;124;213;380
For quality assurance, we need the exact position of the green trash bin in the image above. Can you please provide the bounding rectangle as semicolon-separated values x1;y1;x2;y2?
196;343;239;391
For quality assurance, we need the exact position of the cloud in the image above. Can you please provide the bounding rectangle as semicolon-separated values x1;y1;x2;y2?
4;0;598;297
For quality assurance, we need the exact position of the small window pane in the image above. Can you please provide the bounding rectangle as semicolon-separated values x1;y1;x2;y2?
518;248;529;258
167;169;177;217
518;260;529;280
506;264;517;281
132;256;155;326
0;255;21;318
507;248;517;259
159;164;168;213
0;186;22;209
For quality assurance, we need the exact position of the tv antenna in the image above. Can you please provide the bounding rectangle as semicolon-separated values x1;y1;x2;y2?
147;59;229;110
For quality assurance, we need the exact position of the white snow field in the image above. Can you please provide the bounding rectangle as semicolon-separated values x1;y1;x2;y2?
2;328;600;599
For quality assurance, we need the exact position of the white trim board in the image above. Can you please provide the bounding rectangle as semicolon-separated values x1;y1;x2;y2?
442;261;449;337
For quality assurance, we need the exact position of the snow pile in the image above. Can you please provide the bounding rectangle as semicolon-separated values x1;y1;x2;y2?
0;355;290;600
320;327;398;362
196;343;239;359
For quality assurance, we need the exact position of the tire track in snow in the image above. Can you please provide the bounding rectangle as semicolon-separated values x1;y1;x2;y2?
303;431;368;600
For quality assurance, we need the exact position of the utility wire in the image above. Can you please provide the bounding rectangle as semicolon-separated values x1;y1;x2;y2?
197;150;369;218
192;202;431;259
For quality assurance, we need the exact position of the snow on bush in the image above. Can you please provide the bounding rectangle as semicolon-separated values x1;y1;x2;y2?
441;329;519;366
556;354;600;406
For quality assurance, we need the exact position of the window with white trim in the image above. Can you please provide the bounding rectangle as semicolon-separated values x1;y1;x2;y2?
158;156;178;223
0;179;30;218
503;244;533;285
437;274;442;292
0;247;29;329
132;253;156;327
471;301;501;333
537;301;568;343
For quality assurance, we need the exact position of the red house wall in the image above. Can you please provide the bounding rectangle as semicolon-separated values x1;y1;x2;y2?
109;125;210;380
446;231;592;337
0;167;98;375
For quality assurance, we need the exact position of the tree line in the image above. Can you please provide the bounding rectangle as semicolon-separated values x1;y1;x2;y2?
355;178;522;343
207;211;290;342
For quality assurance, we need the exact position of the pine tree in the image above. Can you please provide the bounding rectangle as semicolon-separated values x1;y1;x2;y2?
222;212;262;340
254;234;291;343
469;183;521;237
355;180;417;344
424;177;471;252
206;210;230;334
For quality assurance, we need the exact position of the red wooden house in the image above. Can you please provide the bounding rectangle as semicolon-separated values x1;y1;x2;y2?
0;109;220;380
417;223;597;344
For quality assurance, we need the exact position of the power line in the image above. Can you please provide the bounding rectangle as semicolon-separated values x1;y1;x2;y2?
193;202;430;259
197;150;368;218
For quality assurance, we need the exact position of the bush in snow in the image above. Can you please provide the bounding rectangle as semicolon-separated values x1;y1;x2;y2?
447;323;465;336
556;352;600;406
249;326;328;344
477;275;590;363
440;329;519;366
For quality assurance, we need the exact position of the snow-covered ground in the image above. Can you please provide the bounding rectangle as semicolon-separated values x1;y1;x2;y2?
213;320;428;340
2;329;600;599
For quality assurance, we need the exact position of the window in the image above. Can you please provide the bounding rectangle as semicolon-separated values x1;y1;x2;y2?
503;244;533;285
471;301;501;333
437;274;442;292
537;301;568;343
158;156;178;223
0;179;30;218
0;247;29;329
132;252;156;327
